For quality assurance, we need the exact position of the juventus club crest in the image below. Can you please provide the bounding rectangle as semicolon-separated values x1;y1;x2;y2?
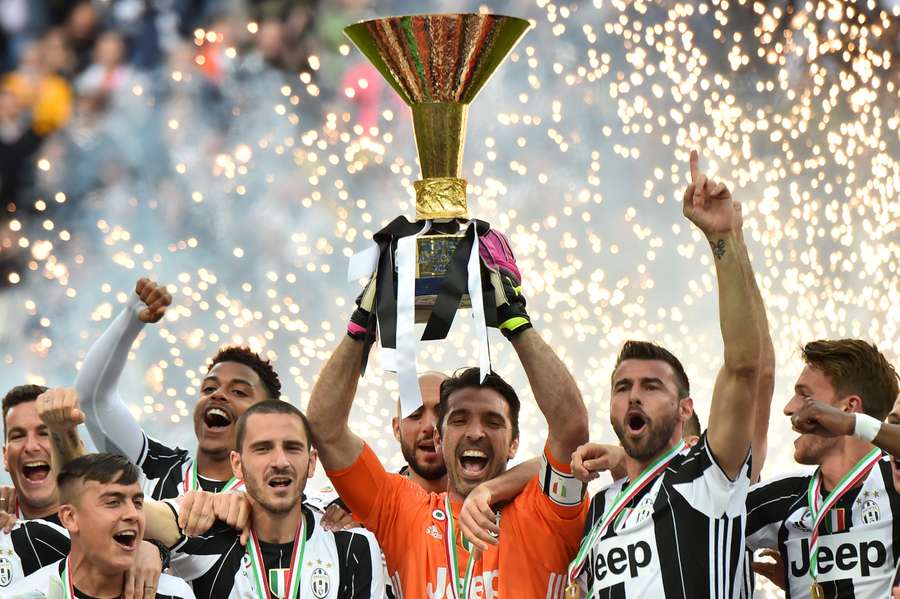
0;555;11;586
310;567;331;598
861;499;881;524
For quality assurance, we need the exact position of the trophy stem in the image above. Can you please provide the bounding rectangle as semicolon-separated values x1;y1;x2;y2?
411;102;468;179
411;102;470;221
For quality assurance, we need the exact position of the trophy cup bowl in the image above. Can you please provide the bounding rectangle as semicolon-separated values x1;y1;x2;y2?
345;14;530;323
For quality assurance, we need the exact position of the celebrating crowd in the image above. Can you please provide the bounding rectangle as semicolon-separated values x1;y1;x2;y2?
0;150;895;599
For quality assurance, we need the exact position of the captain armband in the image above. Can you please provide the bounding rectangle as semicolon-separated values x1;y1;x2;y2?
539;453;587;507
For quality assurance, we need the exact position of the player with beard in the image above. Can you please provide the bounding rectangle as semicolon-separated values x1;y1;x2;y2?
2;453;194;599
393;372;448;492
0;386;166;596
308;227;590;598
745;340;899;599
144;400;385;599
73;278;281;499
561;150;768;598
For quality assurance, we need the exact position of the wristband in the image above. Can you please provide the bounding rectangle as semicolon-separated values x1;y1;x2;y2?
853;413;882;443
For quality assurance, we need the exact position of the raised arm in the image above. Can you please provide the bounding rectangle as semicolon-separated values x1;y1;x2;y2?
74;278;171;462
306;335;367;470
36;388;87;475
511;329;589;461
684;150;763;480
735;202;776;482
479;229;589;463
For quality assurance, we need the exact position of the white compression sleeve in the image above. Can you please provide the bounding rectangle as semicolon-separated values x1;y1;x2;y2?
74;293;149;463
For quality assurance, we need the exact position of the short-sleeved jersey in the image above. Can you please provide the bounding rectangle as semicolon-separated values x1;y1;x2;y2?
577;434;751;598
0;517;70;590
0;559;195;598
169;505;385;599
745;456;900;598
325;443;589;599
137;435;243;499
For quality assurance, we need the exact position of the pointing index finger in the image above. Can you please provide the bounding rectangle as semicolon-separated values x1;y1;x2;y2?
690;150;699;183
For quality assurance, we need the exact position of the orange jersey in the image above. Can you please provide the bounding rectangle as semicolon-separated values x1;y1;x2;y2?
326;443;588;599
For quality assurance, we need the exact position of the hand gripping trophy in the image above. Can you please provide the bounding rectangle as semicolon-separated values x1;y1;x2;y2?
344;14;531;414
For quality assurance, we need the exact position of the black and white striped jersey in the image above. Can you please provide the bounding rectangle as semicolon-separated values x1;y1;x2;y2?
745;456;900;598
0;517;70;590
577;434;751;598
0;559;195;598
136;435;237;500
169;505;385;599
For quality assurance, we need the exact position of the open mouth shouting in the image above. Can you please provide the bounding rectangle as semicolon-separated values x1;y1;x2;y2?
625;410;649;437
202;405;234;433
21;460;52;485
457;447;491;479
112;529;139;551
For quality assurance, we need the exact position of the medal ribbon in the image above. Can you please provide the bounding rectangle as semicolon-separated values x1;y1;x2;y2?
246;514;307;599
806;447;882;582
59;557;76;599
184;460;243;493
566;440;686;589
443;496;478;599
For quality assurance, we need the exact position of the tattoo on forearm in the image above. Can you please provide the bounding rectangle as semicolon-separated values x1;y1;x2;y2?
51;432;66;455
711;239;726;260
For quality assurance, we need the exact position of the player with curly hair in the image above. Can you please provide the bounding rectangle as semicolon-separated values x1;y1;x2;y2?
72;278;282;500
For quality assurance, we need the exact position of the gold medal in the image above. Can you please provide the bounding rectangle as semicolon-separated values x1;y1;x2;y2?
810;582;825;599
565;582;579;598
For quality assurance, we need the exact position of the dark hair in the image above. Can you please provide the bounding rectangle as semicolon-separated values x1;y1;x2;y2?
208;347;281;399
802;339;899;421
235;399;312;452
684;409;702;438
613;341;690;399
437;368;520;440
58;453;141;504
3;385;48;439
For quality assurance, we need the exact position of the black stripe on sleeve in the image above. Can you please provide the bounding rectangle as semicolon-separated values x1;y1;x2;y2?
11;521;70;575
334;530;374;599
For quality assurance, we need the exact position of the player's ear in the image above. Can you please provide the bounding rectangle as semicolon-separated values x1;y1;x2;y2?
59;504;78;534
307;448;318;478
391;417;401;442
679;397;694;422
507;436;519;460
843;394;864;414
230;450;243;481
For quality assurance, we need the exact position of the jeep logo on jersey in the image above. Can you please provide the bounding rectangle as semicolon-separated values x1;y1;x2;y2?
311;567;331;598
789;535;888;581
588;540;653;588
426;567;499;599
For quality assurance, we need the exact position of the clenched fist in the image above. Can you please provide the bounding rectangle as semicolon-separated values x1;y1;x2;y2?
135;278;172;324
36;388;85;432
571;443;626;483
